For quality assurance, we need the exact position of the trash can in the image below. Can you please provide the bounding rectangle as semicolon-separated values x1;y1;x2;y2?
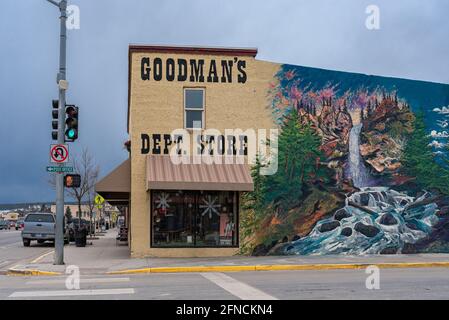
74;229;87;247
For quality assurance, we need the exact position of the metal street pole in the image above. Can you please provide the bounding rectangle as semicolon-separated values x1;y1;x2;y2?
47;0;67;265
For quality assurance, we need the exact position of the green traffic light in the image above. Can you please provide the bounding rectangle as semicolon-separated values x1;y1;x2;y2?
67;129;76;139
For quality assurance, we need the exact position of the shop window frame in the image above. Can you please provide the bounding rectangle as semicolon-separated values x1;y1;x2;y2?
150;190;240;249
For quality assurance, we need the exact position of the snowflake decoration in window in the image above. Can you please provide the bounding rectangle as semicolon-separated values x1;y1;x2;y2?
155;192;172;210
199;195;221;218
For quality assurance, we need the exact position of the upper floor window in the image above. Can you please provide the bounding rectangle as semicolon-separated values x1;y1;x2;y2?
184;88;205;129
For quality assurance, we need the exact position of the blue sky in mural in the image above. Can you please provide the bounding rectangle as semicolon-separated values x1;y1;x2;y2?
278;64;449;155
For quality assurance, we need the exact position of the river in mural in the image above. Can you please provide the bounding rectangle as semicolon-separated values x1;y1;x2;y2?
285;188;440;255
247;63;449;256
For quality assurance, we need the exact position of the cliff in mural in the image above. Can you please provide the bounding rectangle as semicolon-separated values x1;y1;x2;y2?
241;64;449;256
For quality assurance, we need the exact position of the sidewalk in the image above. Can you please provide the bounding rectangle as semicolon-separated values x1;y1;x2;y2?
8;229;449;276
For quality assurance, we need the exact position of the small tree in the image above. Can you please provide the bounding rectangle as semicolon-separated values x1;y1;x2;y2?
65;206;72;222
49;148;100;229
69;148;99;229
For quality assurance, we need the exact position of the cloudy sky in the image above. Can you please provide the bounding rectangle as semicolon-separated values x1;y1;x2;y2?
0;0;448;204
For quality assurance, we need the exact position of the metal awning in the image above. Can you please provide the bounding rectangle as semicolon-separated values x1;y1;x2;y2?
146;155;254;191
95;159;130;205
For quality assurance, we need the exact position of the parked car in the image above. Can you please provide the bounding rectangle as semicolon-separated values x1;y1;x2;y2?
9;221;16;229
0;220;9;230
21;213;68;247
15;219;24;230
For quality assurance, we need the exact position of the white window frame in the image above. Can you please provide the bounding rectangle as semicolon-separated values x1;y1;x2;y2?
184;88;205;129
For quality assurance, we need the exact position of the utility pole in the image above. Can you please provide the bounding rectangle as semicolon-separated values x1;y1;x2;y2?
47;0;68;265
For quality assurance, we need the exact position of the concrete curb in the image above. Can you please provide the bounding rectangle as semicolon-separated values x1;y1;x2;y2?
107;261;449;275
6;268;62;277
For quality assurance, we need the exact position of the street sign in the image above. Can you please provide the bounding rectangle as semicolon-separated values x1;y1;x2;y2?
50;144;69;163
95;195;105;205
47;166;74;173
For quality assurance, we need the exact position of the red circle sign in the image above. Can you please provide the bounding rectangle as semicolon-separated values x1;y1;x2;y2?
51;145;68;163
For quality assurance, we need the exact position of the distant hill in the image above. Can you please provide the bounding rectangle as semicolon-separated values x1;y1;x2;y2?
0;202;83;211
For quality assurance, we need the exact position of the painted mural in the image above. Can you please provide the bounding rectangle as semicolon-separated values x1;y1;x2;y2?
242;64;449;256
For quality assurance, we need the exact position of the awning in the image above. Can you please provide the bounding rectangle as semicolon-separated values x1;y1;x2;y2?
146;155;254;191
95;159;131;205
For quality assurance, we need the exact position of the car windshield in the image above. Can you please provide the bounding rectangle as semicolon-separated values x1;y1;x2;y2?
25;214;55;223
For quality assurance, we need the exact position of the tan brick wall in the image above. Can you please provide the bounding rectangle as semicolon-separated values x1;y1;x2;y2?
129;51;279;257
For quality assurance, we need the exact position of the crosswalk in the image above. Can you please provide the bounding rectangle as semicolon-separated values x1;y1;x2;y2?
201;273;278;300
8;277;135;299
9;288;135;298
7;273;277;300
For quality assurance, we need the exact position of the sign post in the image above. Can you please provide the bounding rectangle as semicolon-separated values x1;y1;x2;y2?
94;195;105;233
47;0;68;265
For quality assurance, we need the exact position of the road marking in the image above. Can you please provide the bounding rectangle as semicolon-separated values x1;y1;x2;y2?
26;277;130;285
31;250;54;263
0;242;22;249
201;273;278;300
0;261;10;268
9;288;135;298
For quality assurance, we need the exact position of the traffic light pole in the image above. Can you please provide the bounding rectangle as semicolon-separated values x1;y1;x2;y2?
47;0;67;265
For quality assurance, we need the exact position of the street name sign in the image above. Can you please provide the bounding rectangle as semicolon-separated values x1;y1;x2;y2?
50;144;69;163
47;166;74;173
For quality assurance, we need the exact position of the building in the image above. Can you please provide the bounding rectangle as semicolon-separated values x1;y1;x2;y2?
96;45;449;258
50;204;98;221
1;212;20;221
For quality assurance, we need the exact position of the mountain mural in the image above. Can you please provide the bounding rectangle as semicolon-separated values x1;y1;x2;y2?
241;64;449;256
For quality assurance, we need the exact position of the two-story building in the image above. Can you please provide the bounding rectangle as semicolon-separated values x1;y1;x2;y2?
96;44;449;258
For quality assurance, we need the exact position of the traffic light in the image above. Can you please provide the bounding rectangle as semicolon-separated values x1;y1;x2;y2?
65;105;79;142
52;100;59;140
64;174;81;188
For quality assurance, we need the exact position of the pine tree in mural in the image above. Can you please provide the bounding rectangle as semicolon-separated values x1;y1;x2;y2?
242;155;267;218
265;109;326;212
402;111;449;193
240;155;268;253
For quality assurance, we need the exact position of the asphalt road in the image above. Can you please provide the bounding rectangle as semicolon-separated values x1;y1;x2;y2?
1;268;449;300
0;230;54;271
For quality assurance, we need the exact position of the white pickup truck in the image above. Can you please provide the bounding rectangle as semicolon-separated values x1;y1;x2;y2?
21;213;68;247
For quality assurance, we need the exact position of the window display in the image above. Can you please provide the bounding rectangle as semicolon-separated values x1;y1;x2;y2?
151;191;238;247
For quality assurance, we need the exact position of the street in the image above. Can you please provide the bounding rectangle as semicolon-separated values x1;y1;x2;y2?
0;230;53;272
2;229;449;300
1;268;449;300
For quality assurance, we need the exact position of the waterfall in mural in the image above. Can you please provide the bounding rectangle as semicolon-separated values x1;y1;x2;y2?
286;123;441;255
349;124;370;188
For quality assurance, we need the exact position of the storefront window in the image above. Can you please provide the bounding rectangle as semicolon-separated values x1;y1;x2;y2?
151;191;238;247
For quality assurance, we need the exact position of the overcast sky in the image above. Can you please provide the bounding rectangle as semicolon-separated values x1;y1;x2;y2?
0;0;448;204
